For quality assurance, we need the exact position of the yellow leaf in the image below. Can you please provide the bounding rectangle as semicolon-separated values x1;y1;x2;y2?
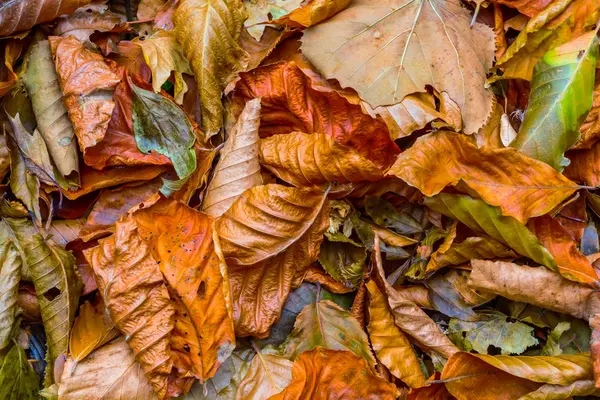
69;300;119;363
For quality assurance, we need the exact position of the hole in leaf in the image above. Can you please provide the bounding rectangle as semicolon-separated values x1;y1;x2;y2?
43;287;61;301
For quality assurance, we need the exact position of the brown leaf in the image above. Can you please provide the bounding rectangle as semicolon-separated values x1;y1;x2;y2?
83;67;171;169
54;3;125;45
528;214;598;285
259;132;383;186
271;0;350;28
133;198;236;382
49;36;121;152
296;265;355;294
373;236;459;359
350;282;366;327
215;184;328;266
202;98;262;217
231;61;399;171
366;280;426;388
69;300;119;363
59;337;156;400
427;236;516;273
80;179;162;242
492;0;558;17
0;40;22;98
83;218;175;399
230;204;329;337
0;0;93;37
468;260;595;320
388;130;578;223
268;348;398;400
442;351;592;399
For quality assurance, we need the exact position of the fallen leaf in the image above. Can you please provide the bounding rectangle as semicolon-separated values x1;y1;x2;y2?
389;130;578;223
272;0;351;28
259;131;383;186
492;0;554;17
231;61;400;170
83;218;175;399
366;280;426;388
133;198;236;382
243;0;304;40
216;184;328;265
0;344;40;400
280;300;376;368
520;380;599;399
541;321;572;356
58;337;156;400
0;225;21;349
138;0;168;19
427;236;516;273
574;69;600;150
54;3;126;45
424;193;559;274
46;218;86;247
300;0;495;134
318;234;365;289
511;31;599;170
236;350;293;400
174;0;249;137
448;310;539;355
0;0;93;37
565;141;600;186
297;265;355;294
468;260;595;320
23;40;79;184
0;40;22;98
202;98;262;217
133;30;193;104
268;348;398;400
6;134;42;224
69;300;119;363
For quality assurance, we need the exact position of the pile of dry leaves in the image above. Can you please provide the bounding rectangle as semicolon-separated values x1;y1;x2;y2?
0;0;600;399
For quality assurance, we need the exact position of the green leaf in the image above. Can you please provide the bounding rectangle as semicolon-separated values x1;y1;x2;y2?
0;223;21;350
364;196;422;235
6;135;41;224
131;83;196;180
319;233;366;289
512;30;599;170
448;310;539;355
423;193;557;271
0;344;40;400
280;300;375;367
542;321;571;356
5;218;82;386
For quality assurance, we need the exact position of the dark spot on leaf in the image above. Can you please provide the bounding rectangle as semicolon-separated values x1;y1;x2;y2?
198;281;207;298
183;344;190;352
43;287;61;301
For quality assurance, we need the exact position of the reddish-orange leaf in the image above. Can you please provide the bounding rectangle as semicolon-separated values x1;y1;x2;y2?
491;0;553;17
133;198;236;382
231;61;399;171
268;348;398;400
565;142;600;186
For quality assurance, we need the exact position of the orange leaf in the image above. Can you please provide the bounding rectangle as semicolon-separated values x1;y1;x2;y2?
230;203;329;337
69;300;119;363
215;184;328;266
272;0;350;28
0;0;92;37
133;198;236;382
259;132;383;186
565;141;600;186
295;265;355;294
491;0;553;17
388;130;578;223
268;348;398;400
49;36;121;152
231;61;399;171
573;69;600;150
83;218;175;399
528;215;598;285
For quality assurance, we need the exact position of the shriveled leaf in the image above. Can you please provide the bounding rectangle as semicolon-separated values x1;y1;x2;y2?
6;218;82;385
318;235;365;289
203;98;262;217
174;0;249;137
134;30;193;104
272;0;350;28
131;83;196;181
511;31;599;170
83;218;175;399
230;206;329;338
69;301;118;363
231;61;399;170
366;280;425;388
300;0;495;134
133;199;236;381
424;193;559;275
541;321;572;356
492;0;599;82
259;132;383;186
54;3;125;45
0;344;40;400
0;0;92;37
389;130;578;223
448;310;538;355
269;348;398;400
468;260;595;321
49;36;121;152
59;337;156;400
243;0;304;40
364;196;422;235
216;184;328;265
6;134;42;223
427;236;516;273
281;300;375;367
23;40;79;184
236;351;293;400
492;0;553;17
442;352;593;399
0;225;21;350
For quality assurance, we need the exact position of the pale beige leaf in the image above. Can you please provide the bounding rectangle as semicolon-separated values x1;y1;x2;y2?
236;352;293;400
